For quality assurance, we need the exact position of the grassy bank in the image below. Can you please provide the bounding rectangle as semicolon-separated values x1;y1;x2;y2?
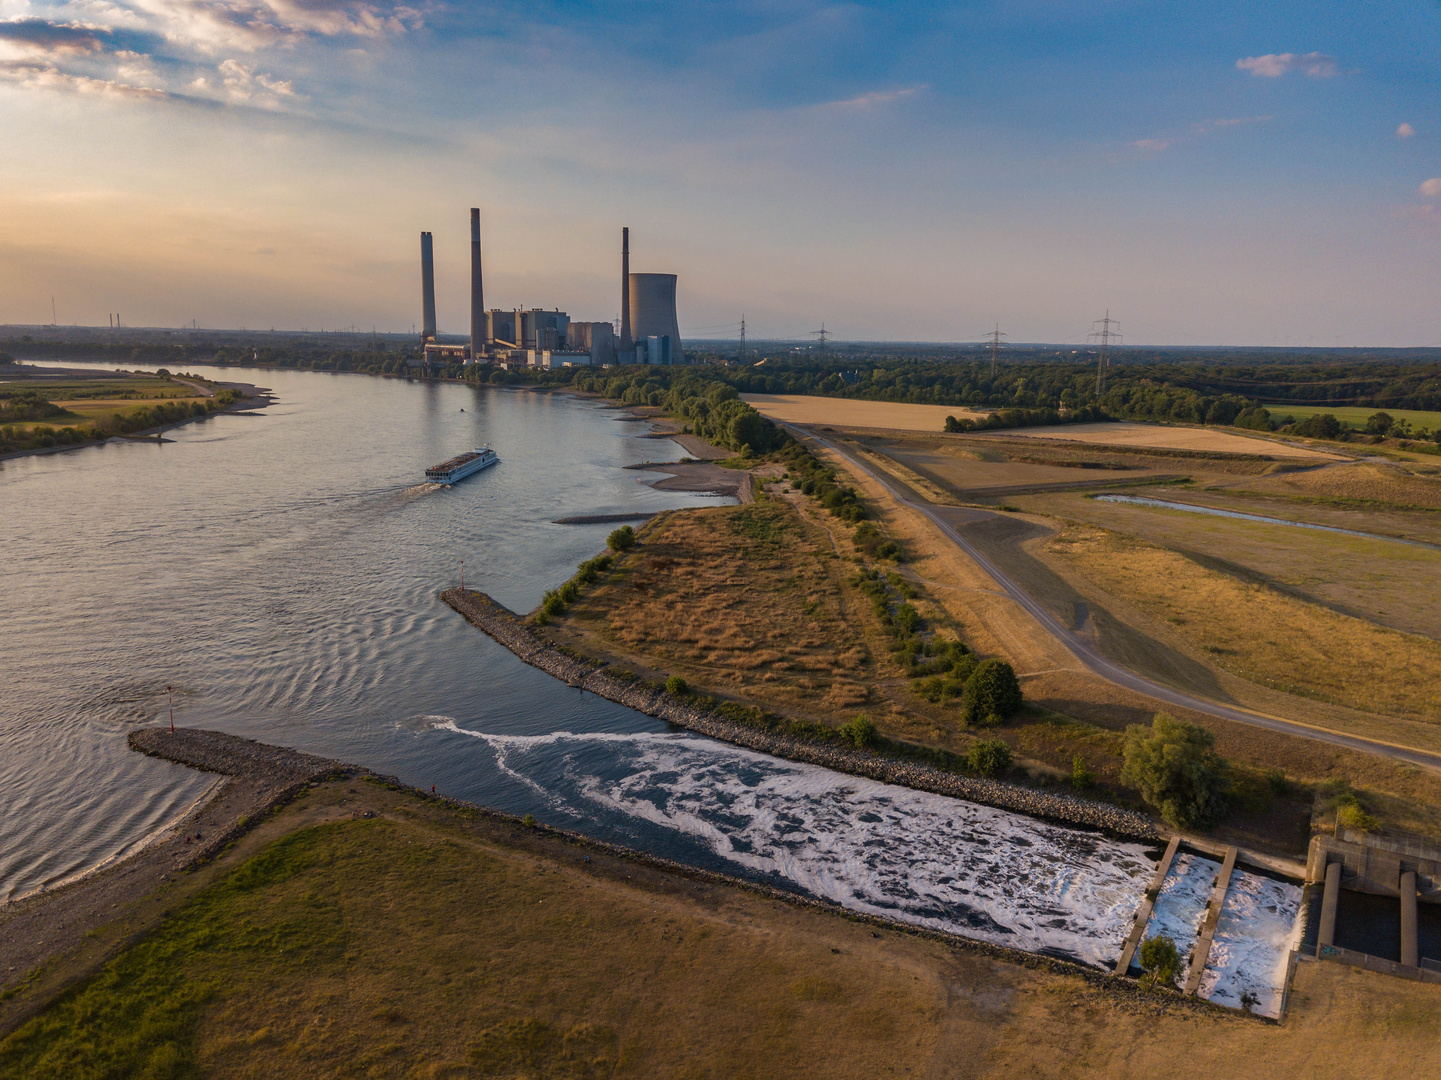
5;776;1440;1078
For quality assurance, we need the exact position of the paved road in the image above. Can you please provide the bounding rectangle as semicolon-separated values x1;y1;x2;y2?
791;424;1441;772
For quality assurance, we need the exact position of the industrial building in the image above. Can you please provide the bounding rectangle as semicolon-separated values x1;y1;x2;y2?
413;214;681;370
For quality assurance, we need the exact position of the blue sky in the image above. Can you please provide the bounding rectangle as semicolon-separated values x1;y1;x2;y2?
1;1;1438;344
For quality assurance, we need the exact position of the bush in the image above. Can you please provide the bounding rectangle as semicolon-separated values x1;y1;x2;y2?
665;675;688;696
607;525;636;552
1233;406;1273;431
967;738;1012;777
1336;802;1380;833
1120;713;1229;829
1070;755;1094;790
1293;413;1342;439
1364;411;1394;436
838;715;879;749
960;660;1022;726
1139;934;1182;988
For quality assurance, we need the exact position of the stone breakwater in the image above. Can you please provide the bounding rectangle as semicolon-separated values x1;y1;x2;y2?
440;587;1161;842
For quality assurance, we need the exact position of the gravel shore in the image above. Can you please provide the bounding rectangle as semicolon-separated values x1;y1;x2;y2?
440;587;1161;842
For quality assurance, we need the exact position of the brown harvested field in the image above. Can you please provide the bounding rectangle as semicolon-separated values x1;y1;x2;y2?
1044;524;1441;724
551;501;887;718
8;777;1441;1079
742;393;987;431
993;421;1341;459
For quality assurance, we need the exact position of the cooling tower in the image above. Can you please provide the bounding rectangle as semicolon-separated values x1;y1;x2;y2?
620;227;632;350
469;208;484;357
420;231;437;340
628;273;683;364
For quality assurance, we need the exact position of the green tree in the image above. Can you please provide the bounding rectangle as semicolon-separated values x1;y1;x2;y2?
1364;411;1394;436
1138;934;1182;989
838;715;879;749
960;660;1022;726
1070;755;1094;790
665;675;688;696
1120;713;1229;829
967;738;1012;777
607;525;636;552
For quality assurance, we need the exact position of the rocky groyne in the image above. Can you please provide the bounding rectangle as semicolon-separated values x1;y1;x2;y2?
440;587;1161;841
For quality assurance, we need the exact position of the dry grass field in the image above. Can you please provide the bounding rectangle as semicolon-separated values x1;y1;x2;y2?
6;777;1439;1079
554;502;884;717
994;421;1339;460
742;393;986;431
1238;460;1441;510
1044;525;1441;724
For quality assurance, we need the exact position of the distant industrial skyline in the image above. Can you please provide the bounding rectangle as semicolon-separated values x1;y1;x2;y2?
1;1;1438;345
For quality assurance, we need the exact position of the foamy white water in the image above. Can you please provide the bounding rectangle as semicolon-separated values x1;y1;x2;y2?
1140;852;1302;1017
445;724;1158;968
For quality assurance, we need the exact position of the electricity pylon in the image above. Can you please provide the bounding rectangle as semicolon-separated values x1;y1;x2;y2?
1088;311;1122;395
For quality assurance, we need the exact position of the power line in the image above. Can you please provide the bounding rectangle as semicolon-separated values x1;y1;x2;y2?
810;324;831;348
1087;310;1122;395
982;323;1008;377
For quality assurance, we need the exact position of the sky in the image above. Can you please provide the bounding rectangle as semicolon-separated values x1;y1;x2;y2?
0;1;1438;345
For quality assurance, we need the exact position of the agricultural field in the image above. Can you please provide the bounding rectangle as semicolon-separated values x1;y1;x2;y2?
990;421;1338;460
7;777;1439;1079
1267;404;1441;431
742;393;986;431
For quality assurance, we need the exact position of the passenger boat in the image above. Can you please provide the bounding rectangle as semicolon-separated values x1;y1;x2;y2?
425;445;497;485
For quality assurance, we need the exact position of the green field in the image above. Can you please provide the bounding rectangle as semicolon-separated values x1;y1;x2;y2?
1266;404;1441;430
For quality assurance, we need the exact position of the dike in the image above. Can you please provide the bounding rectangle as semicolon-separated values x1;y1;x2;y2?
440;587;1161;842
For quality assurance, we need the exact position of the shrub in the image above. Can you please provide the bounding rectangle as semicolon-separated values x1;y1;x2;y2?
838;715;879;749
607;525;636;552
1233;406;1273;431
1293;413;1342;439
665;675;688;696
1138;934;1182;988
960;660;1022;726
1070;755;1094;791
523;814;537;827
967;738;1012;777
1365;411;1395;436
1120;713;1229;829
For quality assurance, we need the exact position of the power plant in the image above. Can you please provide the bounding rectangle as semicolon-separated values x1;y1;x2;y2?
415;214;683;370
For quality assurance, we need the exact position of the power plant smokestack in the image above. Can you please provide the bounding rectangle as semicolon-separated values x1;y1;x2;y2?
470;208;484;359
420;231;437;340
620;227;632;350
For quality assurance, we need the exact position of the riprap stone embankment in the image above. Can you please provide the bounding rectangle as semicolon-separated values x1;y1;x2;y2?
440;587;1160;841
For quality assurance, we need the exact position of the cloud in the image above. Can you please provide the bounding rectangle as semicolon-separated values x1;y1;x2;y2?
129;0;425;53
0;17;117;54
1397;122;1415;138
216;57;295;105
818;86;922;110
1235;52;1337;78
1420;178;1441;198
1131;138;1173;152
0;59;171;98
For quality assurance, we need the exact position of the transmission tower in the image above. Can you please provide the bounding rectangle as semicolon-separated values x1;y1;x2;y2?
982;324;1008;377
1087;311;1122;395
739;315;746;362
810;324;831;349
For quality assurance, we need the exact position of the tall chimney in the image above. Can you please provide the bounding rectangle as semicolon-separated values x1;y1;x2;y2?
420;231;437;340
620;226;632;350
470;208;484;359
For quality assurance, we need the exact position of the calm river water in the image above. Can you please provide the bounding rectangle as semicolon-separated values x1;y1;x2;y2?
1;364;1158;968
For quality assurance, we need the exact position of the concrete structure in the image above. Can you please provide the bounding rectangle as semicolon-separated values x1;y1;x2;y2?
1183;845;1237;995
568;321;616;366
469;208;484;362
628;273;682;365
620;227;632;352
1115;835;1181;975
420;231;437;341
1308;831;1441;976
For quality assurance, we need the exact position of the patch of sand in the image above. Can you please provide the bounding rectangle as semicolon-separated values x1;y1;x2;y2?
743;394;986;432
993;422;1339;460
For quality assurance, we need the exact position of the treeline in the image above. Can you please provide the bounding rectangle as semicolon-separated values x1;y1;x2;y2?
565;368;786;454
713;357;1441;422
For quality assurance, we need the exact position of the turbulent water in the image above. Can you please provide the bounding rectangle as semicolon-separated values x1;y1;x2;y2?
443;724;1157;967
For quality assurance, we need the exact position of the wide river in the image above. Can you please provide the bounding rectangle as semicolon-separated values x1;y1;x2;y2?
1;364;1161;970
